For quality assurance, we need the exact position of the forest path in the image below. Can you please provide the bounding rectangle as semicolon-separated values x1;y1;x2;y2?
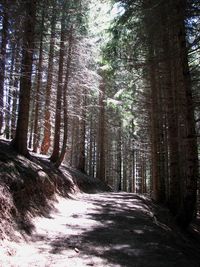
2;193;199;267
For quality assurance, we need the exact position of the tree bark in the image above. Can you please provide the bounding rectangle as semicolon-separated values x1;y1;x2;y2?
77;93;86;172
175;0;198;226
41;3;57;154
0;2;8;133
96;76;106;181
11;0;36;156
50;10;66;163
33;7;45;153
5;43;15;139
56;27;73;167
11;43;21;139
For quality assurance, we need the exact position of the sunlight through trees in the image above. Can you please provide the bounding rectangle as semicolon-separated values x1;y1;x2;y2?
0;0;199;227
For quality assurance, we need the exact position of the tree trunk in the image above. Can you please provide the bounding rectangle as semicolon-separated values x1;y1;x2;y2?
50;10;66;163
96;76;106;181
11;44;20;139
33;7;45;153
88;114;94;176
149;55;164;202
117;122;122;191
41;4;56;154
77;89;87;172
56;28;73;167
175;0;198;226
5;43;15;139
0;3;8;133
11;0;36;156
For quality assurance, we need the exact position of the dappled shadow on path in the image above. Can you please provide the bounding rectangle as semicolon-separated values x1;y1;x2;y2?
44;193;200;267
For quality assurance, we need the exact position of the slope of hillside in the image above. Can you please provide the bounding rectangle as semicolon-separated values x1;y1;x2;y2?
0;139;111;241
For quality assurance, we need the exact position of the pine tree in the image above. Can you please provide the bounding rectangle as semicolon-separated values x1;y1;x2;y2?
41;1;57;155
50;6;67;163
0;2;8;133
11;0;36;156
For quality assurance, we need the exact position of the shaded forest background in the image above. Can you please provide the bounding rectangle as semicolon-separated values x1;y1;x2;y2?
0;0;200;228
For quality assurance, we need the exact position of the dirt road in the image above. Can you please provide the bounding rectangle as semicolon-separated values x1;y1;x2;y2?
1;193;199;267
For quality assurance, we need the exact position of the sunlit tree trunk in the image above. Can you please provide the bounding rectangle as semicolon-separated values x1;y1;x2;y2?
11;44;21;139
96;76;106;181
28;81;37;149
33;7;45;153
0;3;8;133
5;43;15;139
71;120;79;167
56;28;73;167
117;122;122;191
77;92;86;172
88;114;94;176
41;4;57;154
50;10;66;163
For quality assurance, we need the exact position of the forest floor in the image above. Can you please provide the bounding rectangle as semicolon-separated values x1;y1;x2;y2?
1;139;200;266
1;193;200;267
